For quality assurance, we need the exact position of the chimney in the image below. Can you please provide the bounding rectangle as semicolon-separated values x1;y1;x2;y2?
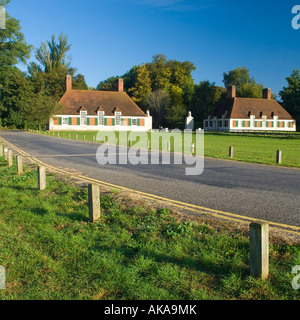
66;75;72;92
227;86;236;99
262;88;271;100
117;78;124;92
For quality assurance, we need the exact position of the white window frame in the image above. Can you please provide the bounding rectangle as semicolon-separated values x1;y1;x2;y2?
115;112;121;126
132;118;137;126
62;117;68;125
98;111;105;126
262;115;267;128
80;111;87;126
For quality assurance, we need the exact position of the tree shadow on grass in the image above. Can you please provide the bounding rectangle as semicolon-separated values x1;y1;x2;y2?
29;206;89;222
56;211;89;222
0;184;37;191
92;243;249;279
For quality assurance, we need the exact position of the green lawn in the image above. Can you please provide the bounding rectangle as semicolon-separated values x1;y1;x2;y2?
0;154;299;300
204;133;300;167
36;130;300;168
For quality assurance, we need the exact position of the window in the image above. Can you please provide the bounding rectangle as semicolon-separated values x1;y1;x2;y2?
98;111;104;126
233;120;239;128
80;111;87;125
115;112;121;126
62;117;68;125
132;118;137;126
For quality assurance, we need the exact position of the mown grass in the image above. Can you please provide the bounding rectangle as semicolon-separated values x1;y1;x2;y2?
0;156;299;300
34;130;300;168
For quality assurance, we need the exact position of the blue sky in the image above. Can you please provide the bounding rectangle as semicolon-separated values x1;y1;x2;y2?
6;0;300;95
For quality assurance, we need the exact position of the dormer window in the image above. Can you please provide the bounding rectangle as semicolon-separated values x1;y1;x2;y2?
115;112;121;126
80;111;87;125
98;111;105;126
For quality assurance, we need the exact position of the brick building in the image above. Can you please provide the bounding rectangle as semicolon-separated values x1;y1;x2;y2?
204;86;296;132
49;76;152;131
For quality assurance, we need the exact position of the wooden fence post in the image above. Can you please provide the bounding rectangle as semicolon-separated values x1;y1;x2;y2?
250;222;269;280
88;184;101;222
191;143;195;154
4;148;8;161
38;166;46;191
8;150;13;167
229;146;234;158
0;143;3;157
16;155;23;174
276;150;282;164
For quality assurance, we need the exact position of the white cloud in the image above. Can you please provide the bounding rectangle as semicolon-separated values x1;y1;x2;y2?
140;0;184;7
133;0;209;11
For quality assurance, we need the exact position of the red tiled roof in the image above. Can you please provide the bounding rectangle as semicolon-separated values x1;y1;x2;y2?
58;90;146;117
210;97;294;120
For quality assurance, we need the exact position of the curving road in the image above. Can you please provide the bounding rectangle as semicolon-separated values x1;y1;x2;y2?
1;130;299;228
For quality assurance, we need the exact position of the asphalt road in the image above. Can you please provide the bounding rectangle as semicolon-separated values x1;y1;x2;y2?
1;130;299;228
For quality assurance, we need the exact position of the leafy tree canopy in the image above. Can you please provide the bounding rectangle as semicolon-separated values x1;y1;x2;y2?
96;54;196;127
279;69;300;122
190;81;226;124
223;66;264;98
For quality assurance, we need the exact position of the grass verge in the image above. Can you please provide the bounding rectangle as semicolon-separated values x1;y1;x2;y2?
32;130;300;168
0;156;299;300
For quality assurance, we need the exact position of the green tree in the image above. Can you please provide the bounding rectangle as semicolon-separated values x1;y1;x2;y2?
96;54;196;126
35;33;72;73
279;69;300;128
122;65;140;92
147;54;172;91
0;68;31;128
191;81;226;124
167;59;195;108
146;89;170;128
29;33;80;100
0;2;32;84
238;81;264;99
146;55;195;125
96;76;119;91
0;1;32;127
223;66;263;98
72;73;88;90
129;64;152;109
21;90;62;130
165;85;187;126
0;0;10;7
